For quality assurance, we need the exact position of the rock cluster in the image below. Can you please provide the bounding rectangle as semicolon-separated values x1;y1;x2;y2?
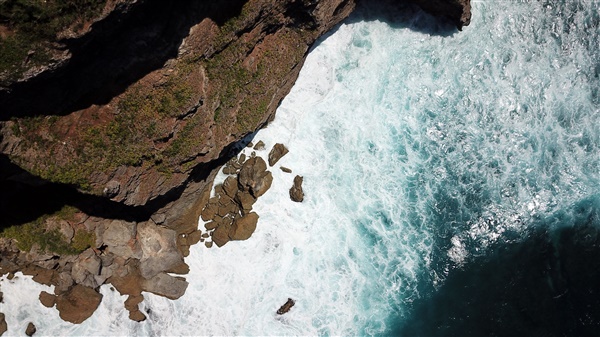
201;153;272;247
0;213;189;324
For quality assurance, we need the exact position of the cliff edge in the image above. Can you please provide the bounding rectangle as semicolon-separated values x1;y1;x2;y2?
0;0;470;327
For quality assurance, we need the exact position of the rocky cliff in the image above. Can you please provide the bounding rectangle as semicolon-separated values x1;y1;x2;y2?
0;0;470;327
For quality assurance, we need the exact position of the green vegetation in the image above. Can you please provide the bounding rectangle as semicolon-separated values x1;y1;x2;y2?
0;205;95;255
0;0;106;82
6;0;317;190
11;64;196;189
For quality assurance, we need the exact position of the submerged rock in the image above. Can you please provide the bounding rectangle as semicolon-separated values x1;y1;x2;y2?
289;175;304;202
268;143;289;166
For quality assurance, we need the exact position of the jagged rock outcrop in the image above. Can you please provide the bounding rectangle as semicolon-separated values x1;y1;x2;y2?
0;0;356;207
238;157;273;199
0;0;471;327
124;294;146;322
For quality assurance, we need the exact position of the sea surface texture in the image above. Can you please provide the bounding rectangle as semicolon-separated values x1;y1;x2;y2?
2;0;599;335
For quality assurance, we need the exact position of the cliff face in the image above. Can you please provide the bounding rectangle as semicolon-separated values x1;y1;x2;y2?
0;0;470;326
1;0;356;208
0;0;470;210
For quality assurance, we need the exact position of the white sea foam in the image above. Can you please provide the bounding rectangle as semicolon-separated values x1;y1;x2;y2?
2;0;598;335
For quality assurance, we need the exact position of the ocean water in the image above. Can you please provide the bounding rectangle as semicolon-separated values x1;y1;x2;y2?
1;0;599;335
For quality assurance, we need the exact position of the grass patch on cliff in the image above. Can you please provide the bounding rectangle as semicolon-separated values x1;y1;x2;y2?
205;27;310;133
0;205;95;255
12;65;197;190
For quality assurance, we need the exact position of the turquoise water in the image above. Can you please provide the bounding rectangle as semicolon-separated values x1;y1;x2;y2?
1;0;599;335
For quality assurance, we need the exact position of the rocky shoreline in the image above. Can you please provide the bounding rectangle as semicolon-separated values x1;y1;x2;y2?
0;0;470;334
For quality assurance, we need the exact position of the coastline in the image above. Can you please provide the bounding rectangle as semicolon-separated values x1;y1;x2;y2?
0;0;471;333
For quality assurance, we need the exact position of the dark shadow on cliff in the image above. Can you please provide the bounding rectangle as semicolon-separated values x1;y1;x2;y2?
356;0;459;36
0;137;247;229
0;0;248;121
390;196;600;337
311;0;459;52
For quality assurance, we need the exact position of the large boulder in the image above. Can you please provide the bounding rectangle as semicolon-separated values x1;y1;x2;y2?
222;176;239;199
212;222;232;247
101;220;141;259
277;298;295;315
201;198;219;221
268;143;289;166
289;175;304;202
137;222;185;279
39;291;57;308
238;157;273;198
56;285;103;324
234;190;257;214
141;272;188;300
229;213;259;241
55;272;74;294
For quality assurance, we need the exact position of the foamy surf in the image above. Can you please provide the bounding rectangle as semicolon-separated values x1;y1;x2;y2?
2;0;599;335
